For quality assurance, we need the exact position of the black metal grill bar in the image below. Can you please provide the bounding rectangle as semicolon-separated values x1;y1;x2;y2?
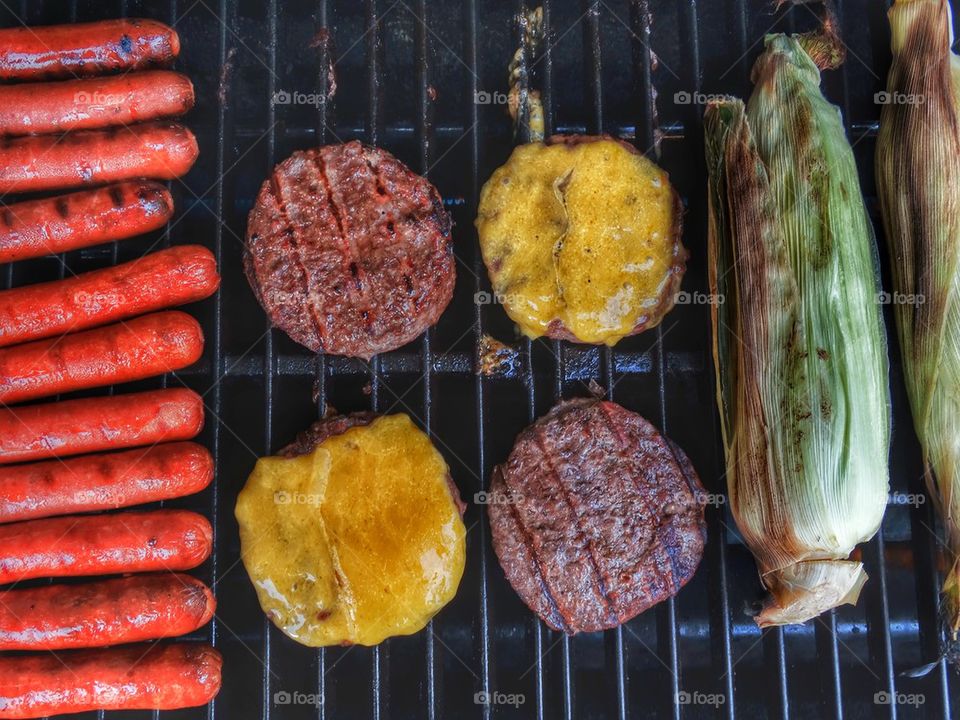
505;4;548;717
210;0;235;718
314;2;330;717
260;2;279;719
165;120;892;142
867;533;899;720
413;1;438;716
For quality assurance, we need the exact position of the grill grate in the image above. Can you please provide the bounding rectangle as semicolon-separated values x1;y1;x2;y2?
0;0;958;718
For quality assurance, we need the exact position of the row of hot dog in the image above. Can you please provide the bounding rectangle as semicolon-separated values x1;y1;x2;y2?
0;17;223;720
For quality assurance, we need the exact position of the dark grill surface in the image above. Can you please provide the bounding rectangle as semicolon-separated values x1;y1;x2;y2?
2;0;959;718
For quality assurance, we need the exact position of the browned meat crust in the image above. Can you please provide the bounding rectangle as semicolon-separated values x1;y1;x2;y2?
245;141;455;359
489;398;706;633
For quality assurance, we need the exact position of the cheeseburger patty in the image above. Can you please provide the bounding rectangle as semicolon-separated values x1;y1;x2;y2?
245;142;455;358
489;398;706;633
475;135;686;346
236;411;467;647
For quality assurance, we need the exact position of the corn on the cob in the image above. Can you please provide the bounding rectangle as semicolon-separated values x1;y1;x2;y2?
705;34;890;627
876;0;960;636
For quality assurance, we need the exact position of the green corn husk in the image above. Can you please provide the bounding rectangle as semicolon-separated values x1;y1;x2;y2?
876;0;960;637
705;34;890;627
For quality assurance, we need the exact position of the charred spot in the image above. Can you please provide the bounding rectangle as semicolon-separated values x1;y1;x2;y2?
137;185;172;217
317;609;332;621
118;34;134;55
108;186;126;208
404;274;414;294
816;347;829;361
0;208;13;228
147;537;158;547
54;198;71;220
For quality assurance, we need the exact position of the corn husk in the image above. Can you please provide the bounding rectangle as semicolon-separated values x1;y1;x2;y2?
875;0;960;637
705;34;890;627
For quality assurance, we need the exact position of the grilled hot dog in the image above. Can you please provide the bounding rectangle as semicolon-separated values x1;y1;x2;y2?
0;310;204;405
0;19;180;82
0;509;213;583
0;442;213;523
0;387;204;464
0;643;221;718
0;181;173;264
0;573;215;651
0;70;194;136
0;245;218;346
0;122;198;194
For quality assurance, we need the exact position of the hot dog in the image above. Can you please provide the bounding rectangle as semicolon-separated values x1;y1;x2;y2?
0;387;204;465
0;181;173;264
0;122;198;194
0;573;215;651
0;245;218;346
0;19;180;82
0;442;213;523
0;509;212;583
0;70;194;136
0;643;221;718
0;310;204;405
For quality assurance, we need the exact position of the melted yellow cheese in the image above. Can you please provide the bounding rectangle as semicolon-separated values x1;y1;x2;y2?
476;139;681;345
235;414;466;647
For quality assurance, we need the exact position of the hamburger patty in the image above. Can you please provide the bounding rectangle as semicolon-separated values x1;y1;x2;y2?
279;411;378;458
244;141;455;359
489;398;706;633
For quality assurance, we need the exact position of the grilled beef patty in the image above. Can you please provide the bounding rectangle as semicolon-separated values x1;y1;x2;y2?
279;411;377;457
489;398;706;633
244;142;455;359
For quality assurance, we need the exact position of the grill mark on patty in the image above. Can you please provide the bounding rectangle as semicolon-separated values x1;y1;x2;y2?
270;168;326;349
598;400;678;598
532;424;616;625
320;148;373;326
363;150;418;315
497;468;570;633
